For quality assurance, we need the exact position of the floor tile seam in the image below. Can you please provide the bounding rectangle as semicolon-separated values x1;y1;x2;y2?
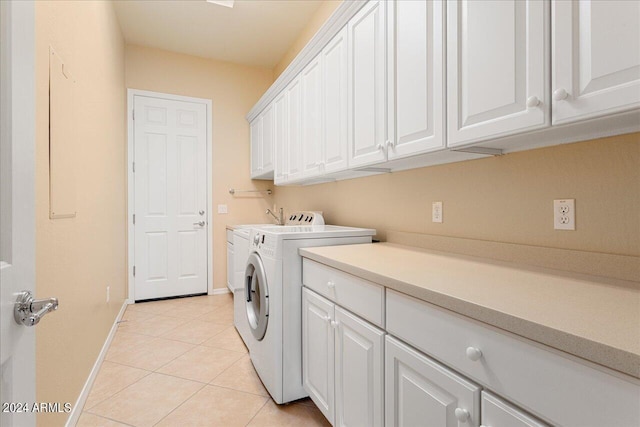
82;408;137;426
206;382;271;398
205;350;247;383
149;382;208;427
244;398;271;426
198;340;249;354
81;368;154;412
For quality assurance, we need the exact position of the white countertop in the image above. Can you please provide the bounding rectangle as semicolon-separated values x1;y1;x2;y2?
299;242;640;379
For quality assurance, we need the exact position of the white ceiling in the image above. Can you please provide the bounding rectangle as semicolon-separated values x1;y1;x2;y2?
113;0;325;68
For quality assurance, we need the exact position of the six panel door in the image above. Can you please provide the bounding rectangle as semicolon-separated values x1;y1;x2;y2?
134;95;208;300
552;0;640;124
447;0;549;146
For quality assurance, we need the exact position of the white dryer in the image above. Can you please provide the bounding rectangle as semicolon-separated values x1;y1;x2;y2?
244;224;375;404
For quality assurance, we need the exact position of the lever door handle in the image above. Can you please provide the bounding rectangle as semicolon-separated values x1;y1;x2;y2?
14;291;59;327
193;221;206;227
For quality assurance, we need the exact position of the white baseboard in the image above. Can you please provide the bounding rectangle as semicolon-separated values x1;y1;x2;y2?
65;300;129;427
211;288;231;295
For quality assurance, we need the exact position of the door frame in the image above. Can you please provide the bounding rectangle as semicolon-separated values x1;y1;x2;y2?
126;89;213;301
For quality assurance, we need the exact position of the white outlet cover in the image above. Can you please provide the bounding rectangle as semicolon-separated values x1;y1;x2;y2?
432;201;443;223
554;199;575;230
217;204;228;214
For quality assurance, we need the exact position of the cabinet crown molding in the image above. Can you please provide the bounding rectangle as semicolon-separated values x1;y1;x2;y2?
246;0;367;123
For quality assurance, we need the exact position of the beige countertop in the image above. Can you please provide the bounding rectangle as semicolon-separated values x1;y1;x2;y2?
299;243;640;379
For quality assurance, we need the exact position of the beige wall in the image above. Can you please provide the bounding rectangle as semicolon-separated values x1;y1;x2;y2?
273;0;342;79
125;45;275;291
273;133;640;257
35;1;126;425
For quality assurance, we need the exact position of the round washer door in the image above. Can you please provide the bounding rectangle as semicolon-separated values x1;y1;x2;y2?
245;252;269;341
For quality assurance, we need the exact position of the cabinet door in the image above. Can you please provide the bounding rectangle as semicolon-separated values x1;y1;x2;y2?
301;55;323;178
348;0;387;168
385;336;481;427
261;104;274;175
447;0;548;146
334;307;384;427
249;116;262;177
387;0;445;159
273;92;287;185
286;76;303;182
322;27;349;174
552;0;640;124
481;392;548;427
302;288;335;424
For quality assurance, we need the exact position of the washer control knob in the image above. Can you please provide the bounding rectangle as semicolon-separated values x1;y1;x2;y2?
253;234;260;245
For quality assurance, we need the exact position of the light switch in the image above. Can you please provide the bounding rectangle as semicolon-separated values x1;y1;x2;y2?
217;204;228;214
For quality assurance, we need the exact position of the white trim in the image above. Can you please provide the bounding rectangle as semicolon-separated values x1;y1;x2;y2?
126;89;214;301
246;0;367;122
212;287;231;295
65;301;129;427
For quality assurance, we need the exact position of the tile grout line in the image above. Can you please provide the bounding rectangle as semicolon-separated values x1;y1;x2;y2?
150;382;208;427
244;399;271;427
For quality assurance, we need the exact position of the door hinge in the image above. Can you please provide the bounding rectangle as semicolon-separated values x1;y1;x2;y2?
132;109;135;120
133;214;136;224
133;266;136;277
132;162;135;173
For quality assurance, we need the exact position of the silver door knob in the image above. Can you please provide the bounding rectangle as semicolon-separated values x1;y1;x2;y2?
193;221;205;227
199;210;205;216
14;291;59;327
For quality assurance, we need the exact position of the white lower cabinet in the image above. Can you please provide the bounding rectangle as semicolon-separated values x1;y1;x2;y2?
481;391;548;427
302;287;384;427
386;335;481;427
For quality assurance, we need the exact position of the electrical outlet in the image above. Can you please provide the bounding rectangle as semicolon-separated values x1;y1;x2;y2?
432;201;443;223
554;199;575;230
106;286;110;303
217;204;228;214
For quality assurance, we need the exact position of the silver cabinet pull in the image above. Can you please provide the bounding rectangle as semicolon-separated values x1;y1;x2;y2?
14;291;59;327
193;221;206;227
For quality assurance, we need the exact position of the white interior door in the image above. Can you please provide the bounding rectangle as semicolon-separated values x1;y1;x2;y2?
133;94;208;301
0;1;36;426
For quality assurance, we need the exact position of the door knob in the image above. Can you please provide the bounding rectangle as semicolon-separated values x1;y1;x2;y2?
193;221;205;227
199;210;205;216
14;291;59;327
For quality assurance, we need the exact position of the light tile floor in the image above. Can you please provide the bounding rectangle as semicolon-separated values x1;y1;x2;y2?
78;293;330;427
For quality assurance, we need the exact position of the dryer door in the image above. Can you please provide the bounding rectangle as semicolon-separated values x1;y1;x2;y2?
245;252;269;340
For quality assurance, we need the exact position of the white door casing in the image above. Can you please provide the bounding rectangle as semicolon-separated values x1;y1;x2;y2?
128;90;212;301
552;0;640;124
0;1;36;426
447;0;549;147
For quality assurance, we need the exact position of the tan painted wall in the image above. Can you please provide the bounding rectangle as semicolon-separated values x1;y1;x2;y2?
273;133;640;257
35;1;126;425
125;45;275;291
273;0;343;79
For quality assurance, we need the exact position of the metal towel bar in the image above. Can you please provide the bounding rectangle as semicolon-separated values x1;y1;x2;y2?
229;188;272;195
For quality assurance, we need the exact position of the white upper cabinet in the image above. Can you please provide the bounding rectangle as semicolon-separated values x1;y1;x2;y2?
250;116;262;178
447;0;549;147
273;92;287;185
387;0;445;159
301;55;324;178
250;105;274;180
322;27;349;175
552;0;640;124
348;0;387;168
286;76;303;182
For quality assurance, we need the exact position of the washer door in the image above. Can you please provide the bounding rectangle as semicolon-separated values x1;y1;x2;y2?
245;252;269;341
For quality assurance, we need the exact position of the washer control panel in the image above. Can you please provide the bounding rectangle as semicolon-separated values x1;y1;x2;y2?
285;211;324;225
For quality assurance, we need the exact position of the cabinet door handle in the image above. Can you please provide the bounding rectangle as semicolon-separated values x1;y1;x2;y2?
454;408;470;422
386;139;395;149
526;96;540;108
376;143;385;151
327;281;335;289
552;88;569;101
330;320;339;329
466;346;483;361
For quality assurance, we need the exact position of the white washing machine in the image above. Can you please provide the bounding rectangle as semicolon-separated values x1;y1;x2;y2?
244;221;375;404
